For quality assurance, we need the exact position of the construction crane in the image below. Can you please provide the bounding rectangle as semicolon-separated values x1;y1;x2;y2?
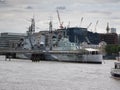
87;22;92;29
80;17;83;27
94;20;99;32
83;22;92;44
67;21;70;28
106;22;110;33
56;10;64;29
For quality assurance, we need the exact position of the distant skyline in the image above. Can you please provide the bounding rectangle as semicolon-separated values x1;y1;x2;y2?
0;0;120;33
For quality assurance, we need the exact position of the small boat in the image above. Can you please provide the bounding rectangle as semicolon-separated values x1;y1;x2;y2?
111;62;120;79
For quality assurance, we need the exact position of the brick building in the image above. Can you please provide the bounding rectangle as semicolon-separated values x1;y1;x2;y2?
99;33;118;44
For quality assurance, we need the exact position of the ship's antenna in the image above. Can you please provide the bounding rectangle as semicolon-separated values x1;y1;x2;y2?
29;16;35;34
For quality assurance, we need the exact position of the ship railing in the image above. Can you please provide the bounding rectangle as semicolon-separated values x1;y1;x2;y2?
0;49;83;54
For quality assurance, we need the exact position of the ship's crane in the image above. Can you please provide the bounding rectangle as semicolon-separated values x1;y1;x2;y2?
56;10;64;29
94;20;99;32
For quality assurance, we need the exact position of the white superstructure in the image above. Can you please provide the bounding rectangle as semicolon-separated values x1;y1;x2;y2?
83;48;102;63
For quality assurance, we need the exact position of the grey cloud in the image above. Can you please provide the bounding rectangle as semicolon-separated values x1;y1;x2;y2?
25;6;33;9
0;0;7;7
96;0;120;3
0;0;6;3
110;0;119;2
2;0;120;7
0;0;120;33
112;17;120;20
90;11;112;15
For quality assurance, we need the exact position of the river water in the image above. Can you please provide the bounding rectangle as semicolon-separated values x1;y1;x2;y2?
0;58;120;90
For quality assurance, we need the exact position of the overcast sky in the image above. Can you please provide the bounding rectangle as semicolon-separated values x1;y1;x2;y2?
0;0;120;33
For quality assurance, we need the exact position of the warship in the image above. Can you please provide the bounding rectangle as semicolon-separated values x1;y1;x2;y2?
44;20;102;63
16;16;102;63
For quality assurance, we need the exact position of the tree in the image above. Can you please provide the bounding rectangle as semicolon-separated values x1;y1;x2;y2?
105;45;120;55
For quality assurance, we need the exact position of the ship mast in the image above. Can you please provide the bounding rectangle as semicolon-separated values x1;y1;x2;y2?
27;17;35;49
29;17;35;34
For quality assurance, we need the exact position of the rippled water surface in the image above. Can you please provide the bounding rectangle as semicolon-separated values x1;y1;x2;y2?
0;58;120;90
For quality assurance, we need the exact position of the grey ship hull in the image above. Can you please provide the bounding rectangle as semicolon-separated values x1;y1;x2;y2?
49;53;82;62
16;51;102;63
45;52;102;63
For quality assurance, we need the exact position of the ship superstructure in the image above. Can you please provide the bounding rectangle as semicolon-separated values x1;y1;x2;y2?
16;17;46;59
